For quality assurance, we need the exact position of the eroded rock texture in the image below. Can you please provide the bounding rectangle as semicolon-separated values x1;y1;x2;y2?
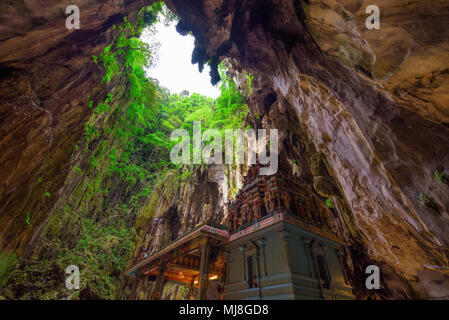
0;0;151;288
125;164;246;300
178;0;449;298
0;0;448;299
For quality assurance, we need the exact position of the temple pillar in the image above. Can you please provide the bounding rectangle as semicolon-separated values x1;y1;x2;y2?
302;238;316;278
257;238;267;277
225;251;231;285
254;243;262;299
279;231;291;273
308;240;329;297
196;240;211;300
336;248;349;285
152;261;167;300
240;245;246;284
129;268;143;300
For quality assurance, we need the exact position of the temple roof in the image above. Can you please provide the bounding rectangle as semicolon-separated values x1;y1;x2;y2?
127;223;229;276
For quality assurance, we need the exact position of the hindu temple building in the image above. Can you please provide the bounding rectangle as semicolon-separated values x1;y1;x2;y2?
127;163;354;300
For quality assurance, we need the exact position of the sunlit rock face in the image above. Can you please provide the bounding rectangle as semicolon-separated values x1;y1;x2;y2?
0;0;448;299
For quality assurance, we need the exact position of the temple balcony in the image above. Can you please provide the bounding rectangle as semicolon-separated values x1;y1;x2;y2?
126;223;229;300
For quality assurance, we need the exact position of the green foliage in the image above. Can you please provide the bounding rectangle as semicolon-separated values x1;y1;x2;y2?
25;211;31;225
326;198;333;209
246;73;254;97
94;12;171;185
89;157;99;170
0;253;18;288
56;218;136;299
178;170;193;181
95;102;109;115
93;17;248;183
4;215;136;299
137;1;178;30
44;192;51;198
72;166;82;175
99;45;119;83
84;124;97;146
434;170;448;183
212;62;248;132
230;182;239;197
87;1;248;187
418;193;437;210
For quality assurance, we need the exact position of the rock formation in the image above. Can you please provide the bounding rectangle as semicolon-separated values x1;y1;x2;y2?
0;0;448;299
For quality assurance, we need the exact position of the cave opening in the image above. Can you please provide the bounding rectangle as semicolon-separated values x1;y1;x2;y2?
139;5;220;99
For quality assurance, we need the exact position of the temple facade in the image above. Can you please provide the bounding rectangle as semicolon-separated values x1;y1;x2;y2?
224;212;353;299
127;164;354;300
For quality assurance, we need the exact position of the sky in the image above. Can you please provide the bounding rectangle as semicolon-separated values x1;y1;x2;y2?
141;21;220;99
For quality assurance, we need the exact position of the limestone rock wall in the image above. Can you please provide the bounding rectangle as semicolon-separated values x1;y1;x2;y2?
0;0;152;287
125;164;244;300
0;0;448;299
168;0;449;298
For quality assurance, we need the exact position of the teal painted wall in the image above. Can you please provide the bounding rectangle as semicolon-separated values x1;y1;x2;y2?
224;220;354;300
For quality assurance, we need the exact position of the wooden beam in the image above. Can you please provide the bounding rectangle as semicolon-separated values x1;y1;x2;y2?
196;239;211;300
151;262;167;300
